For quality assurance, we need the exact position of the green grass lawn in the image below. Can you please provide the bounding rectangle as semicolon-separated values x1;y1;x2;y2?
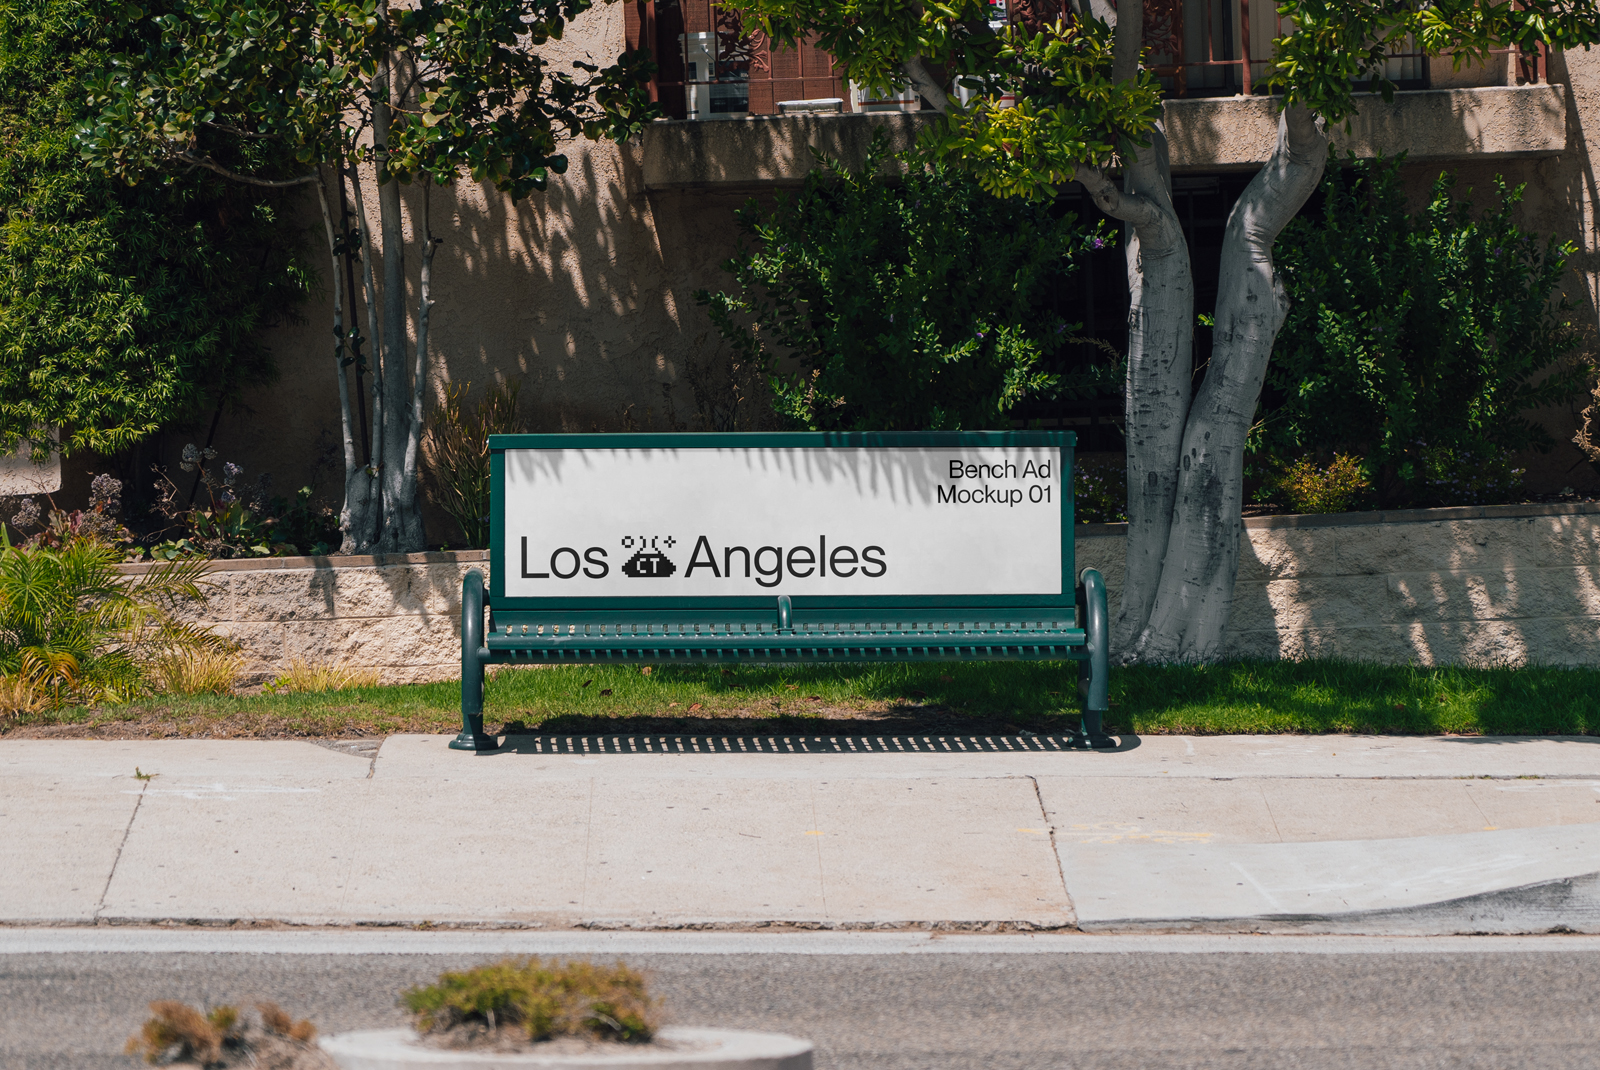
8;659;1598;739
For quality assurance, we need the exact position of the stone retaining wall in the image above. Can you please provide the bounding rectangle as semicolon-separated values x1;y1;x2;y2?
120;503;1600;683
1077;503;1600;666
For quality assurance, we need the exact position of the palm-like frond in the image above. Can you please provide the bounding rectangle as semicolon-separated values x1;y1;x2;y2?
0;541;225;709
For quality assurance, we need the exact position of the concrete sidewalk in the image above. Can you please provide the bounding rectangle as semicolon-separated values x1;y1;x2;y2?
3;733;1599;934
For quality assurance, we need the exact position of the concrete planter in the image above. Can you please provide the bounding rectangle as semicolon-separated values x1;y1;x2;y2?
319;1027;812;1070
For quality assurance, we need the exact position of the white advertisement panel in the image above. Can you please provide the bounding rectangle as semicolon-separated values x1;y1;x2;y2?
501;446;1062;598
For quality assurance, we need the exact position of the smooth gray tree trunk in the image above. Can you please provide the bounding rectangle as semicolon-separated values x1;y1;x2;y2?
372;40;428;554
329;27;428;556
1128;105;1328;661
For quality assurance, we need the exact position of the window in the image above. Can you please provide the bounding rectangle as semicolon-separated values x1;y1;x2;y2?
624;1;848;119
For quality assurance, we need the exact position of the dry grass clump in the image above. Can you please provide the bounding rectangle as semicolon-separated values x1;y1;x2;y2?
148;648;246;696
265;658;382;694
0;672;46;720
403;958;659;1045
125;1001;329;1069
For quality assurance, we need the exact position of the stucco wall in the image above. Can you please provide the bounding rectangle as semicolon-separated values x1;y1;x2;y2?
132;505;1600;685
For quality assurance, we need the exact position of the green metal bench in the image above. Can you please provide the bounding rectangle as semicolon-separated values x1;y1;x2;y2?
452;431;1111;751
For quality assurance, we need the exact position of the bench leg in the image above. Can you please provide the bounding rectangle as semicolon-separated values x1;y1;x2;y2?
1076;567;1116;749
450;568;498;752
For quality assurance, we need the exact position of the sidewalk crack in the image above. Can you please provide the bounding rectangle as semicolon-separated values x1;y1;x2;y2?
1027;775;1073;922
1258;783;1284;843
96;778;147;923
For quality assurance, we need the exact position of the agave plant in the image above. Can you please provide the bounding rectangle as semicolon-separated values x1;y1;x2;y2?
0;535;229;709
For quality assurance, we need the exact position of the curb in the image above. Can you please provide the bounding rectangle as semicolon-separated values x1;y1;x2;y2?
1080;871;1600;935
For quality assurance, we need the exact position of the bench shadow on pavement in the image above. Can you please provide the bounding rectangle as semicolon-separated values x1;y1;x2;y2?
483;713;1142;755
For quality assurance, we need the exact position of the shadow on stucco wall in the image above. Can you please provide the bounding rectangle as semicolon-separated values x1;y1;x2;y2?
1222;511;1600;667
146;132;764;550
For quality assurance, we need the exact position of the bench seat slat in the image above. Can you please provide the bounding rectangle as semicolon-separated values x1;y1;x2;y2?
484;627;1088;662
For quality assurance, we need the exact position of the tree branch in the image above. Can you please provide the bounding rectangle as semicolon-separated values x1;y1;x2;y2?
174;150;320;188
902;55;949;113
1075;165;1161;228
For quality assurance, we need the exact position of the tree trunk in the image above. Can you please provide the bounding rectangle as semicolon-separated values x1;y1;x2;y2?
1128;105;1328;662
1106;120;1193;653
371;39;426;554
314;171;365;549
399;186;440;550
343;154;384;554
1062;0;1196;650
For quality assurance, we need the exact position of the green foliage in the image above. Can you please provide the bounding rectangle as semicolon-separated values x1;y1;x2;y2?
1269;1;1600;124
0;0;313;458
728;1;1600;213
1272;454;1372;515
145;451;339;558
0;533;228;707
79;0;659;199
1262;158;1583;506
1073;455;1127;524
919;17;1162;201
422;380;523;549
403;959;658;1043
696;137;1115;431
740;0;998;96
1412;441;1527;507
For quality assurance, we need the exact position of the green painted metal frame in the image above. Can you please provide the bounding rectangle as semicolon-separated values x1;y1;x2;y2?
455;431;1113;752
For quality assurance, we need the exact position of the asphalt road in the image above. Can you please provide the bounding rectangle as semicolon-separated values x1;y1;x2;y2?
3;941;1599;1069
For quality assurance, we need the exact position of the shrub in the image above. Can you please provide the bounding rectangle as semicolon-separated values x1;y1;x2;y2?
0;534;229;709
1265;157;1583;506
1573;372;1600;477
145;449;339;559
1074;456;1127;524
8;473;132;550
127;1001;238;1066
1273;454;1371;514
1413;441;1526;507
422;380;524;549
0;0;311;461
696;134;1116;431
126;1001;322;1068
403;958;659;1044
264;658;381;694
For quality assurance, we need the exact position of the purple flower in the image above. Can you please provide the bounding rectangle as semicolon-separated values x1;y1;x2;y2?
223;461;243;486
1090;237;1106;250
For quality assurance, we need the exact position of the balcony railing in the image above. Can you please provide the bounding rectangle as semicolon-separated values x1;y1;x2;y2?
625;0;849;119
627;0;1545;120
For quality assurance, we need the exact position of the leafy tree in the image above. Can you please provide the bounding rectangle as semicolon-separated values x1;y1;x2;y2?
696;136;1116;432
1264;157;1584;506
727;0;1600;661
80;0;657;553
0;0;312;460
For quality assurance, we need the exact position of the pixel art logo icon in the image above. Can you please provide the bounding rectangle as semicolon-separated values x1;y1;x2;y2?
621;535;678;578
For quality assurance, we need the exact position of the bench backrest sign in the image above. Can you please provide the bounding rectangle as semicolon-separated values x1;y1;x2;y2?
490;432;1075;607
